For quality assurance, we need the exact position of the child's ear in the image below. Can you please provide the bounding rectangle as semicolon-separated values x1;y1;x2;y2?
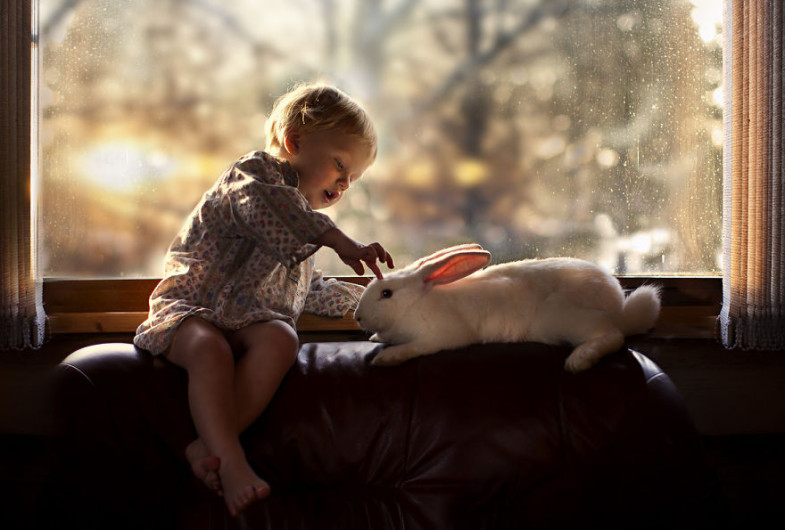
283;131;300;155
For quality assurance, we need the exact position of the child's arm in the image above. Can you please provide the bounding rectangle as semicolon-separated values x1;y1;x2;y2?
314;227;394;279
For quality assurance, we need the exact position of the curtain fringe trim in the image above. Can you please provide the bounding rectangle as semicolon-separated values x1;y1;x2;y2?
0;314;48;350
718;313;785;350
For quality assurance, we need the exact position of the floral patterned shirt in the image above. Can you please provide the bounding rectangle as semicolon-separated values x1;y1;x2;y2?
134;151;364;355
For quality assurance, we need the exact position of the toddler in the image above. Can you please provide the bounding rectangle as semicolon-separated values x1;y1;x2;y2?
134;83;394;516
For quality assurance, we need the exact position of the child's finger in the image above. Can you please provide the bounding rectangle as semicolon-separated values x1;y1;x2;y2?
369;242;394;270
342;257;364;276
366;259;383;279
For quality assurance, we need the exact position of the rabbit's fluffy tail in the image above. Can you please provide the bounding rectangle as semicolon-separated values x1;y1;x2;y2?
620;285;661;335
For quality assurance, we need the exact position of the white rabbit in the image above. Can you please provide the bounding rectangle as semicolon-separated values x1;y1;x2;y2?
353;244;661;373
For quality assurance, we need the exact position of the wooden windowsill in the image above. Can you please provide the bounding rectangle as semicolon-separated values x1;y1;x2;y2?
42;276;722;339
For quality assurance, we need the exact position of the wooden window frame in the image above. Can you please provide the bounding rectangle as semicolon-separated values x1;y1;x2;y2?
4;1;720;341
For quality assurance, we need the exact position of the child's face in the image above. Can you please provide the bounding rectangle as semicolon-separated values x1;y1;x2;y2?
284;129;374;210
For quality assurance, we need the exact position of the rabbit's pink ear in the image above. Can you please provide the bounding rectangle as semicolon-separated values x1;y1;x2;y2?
424;250;491;286
412;243;484;270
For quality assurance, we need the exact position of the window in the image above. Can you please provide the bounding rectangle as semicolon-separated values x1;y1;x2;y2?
40;0;722;279
30;0;723;335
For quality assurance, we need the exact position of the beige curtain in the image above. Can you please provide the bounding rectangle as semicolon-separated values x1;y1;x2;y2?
720;0;785;349
1;0;47;349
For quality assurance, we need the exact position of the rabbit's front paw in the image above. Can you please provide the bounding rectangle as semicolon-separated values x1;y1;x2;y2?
372;352;404;366
372;344;420;366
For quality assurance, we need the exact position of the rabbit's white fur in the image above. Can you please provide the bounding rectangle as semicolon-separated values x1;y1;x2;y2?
353;244;661;372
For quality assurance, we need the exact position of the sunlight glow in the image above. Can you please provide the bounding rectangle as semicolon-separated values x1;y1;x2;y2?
80;142;175;192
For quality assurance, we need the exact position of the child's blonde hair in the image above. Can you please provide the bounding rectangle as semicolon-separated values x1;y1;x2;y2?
265;83;378;161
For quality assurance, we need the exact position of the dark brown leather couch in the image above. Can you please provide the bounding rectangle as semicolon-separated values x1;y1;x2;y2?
47;340;720;529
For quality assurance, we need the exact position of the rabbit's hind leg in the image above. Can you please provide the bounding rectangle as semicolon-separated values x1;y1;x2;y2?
564;327;625;373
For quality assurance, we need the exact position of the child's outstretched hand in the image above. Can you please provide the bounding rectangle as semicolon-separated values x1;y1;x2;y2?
316;228;394;278
341;240;394;279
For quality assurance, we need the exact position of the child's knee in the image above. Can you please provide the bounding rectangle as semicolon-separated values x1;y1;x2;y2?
231;320;299;366
265;321;299;364
168;318;233;367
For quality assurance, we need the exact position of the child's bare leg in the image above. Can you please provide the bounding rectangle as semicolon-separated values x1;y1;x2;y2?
166;318;270;516
186;320;299;495
168;318;299;516
167;319;229;494
227;320;299;430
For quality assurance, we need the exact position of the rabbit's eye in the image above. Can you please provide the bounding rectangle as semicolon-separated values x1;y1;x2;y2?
381;289;393;299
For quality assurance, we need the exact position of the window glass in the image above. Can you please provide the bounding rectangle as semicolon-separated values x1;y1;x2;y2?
39;0;723;277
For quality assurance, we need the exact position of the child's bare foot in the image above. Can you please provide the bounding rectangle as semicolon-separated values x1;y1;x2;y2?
185;439;222;494
219;458;271;517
